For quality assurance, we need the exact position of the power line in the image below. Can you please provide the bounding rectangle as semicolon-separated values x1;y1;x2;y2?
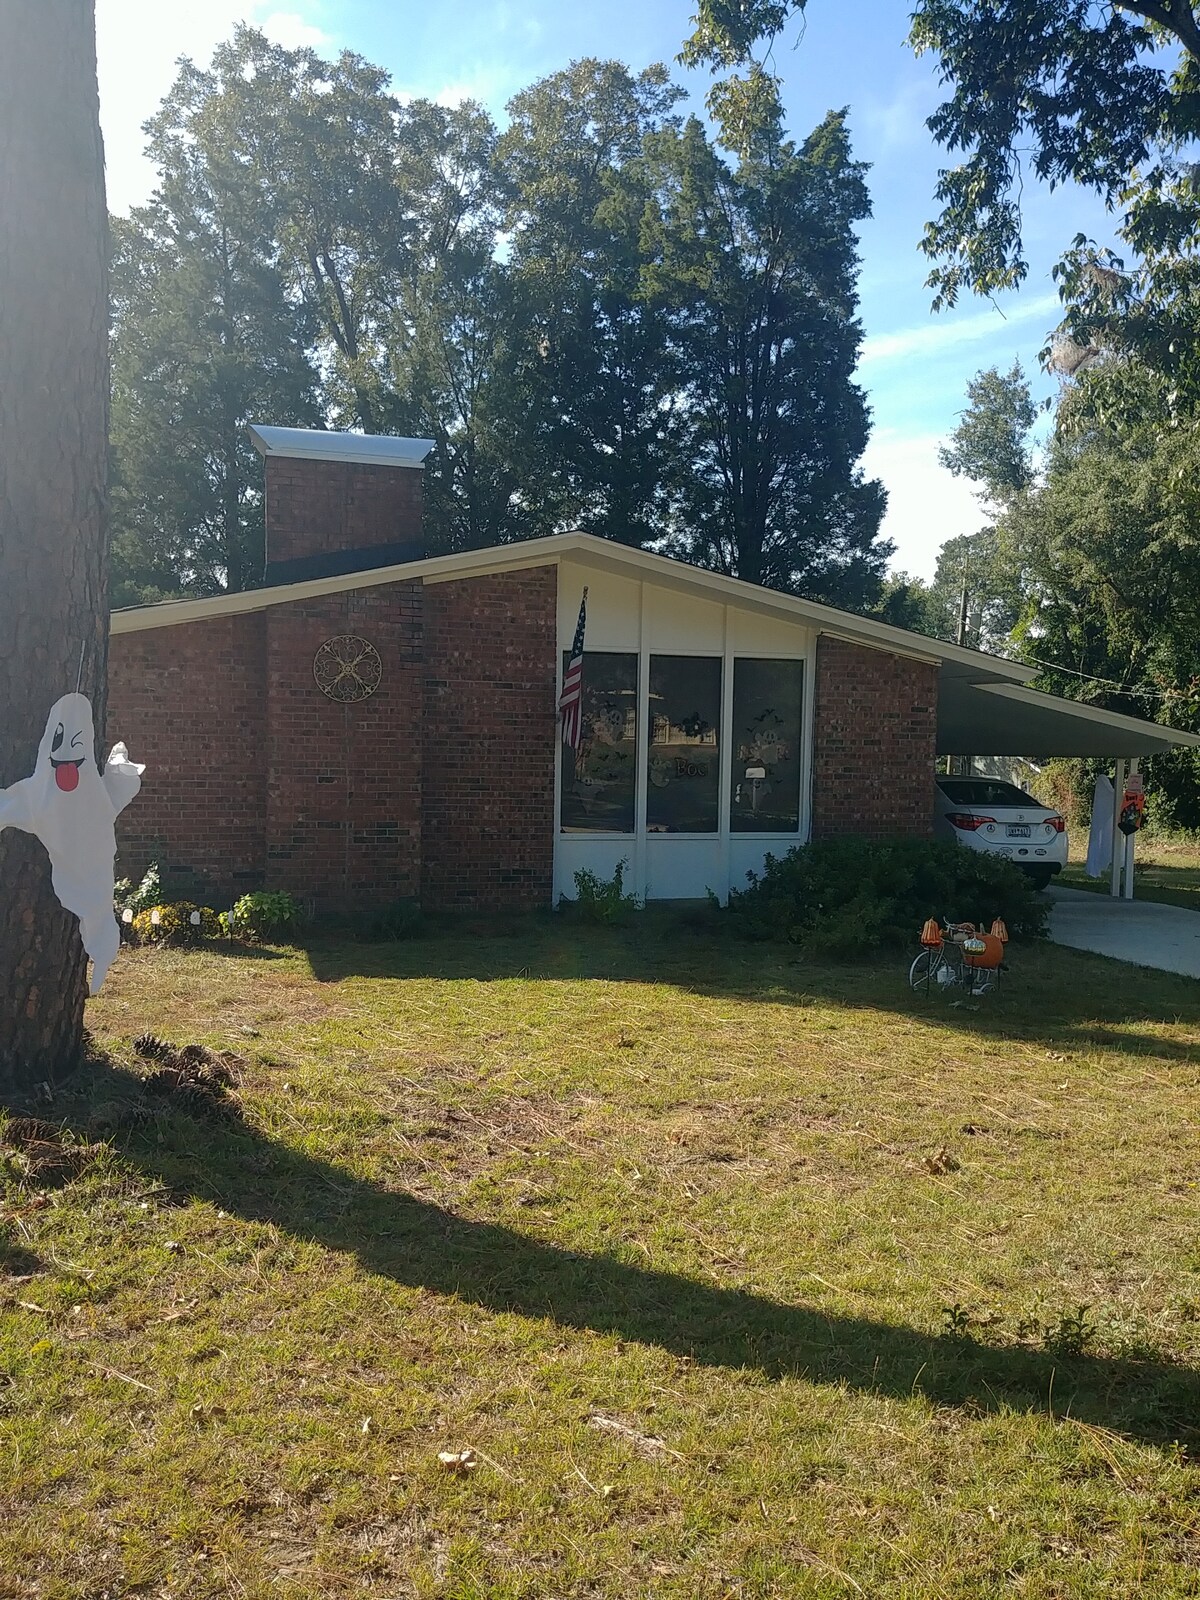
1022;655;1177;701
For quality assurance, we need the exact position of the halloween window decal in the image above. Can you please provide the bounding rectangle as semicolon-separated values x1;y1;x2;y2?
559;652;638;834
730;659;804;833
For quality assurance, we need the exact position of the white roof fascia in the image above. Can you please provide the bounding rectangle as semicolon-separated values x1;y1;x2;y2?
110;538;575;636
977;681;1200;752
248;424;434;470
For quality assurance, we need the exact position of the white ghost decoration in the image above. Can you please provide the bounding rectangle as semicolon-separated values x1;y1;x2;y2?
0;693;144;994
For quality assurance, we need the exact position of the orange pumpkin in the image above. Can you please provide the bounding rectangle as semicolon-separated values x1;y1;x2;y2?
989;918;1009;943
920;918;942;947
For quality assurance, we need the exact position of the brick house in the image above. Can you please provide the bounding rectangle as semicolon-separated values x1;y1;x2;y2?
106;425;1147;912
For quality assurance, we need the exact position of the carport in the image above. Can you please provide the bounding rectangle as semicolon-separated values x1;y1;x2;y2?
936;664;1200;898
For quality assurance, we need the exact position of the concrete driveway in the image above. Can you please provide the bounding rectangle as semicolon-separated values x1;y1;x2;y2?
1047;884;1200;978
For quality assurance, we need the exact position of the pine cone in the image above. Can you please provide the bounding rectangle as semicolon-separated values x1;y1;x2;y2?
133;1032;171;1060
2;1116;62;1150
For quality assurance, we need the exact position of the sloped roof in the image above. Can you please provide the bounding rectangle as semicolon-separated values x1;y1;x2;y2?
109;530;1200;758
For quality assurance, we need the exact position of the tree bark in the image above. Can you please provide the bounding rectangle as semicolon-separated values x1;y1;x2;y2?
0;0;109;1090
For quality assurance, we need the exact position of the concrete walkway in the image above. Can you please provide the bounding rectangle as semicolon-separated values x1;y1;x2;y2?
1047;884;1200;978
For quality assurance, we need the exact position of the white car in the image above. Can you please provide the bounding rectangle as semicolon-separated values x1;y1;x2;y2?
933;777;1067;889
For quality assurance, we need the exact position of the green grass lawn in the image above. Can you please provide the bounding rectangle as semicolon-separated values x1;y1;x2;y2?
4;917;1200;1598
1062;833;1200;913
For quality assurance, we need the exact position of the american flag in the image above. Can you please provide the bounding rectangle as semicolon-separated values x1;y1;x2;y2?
558;587;588;751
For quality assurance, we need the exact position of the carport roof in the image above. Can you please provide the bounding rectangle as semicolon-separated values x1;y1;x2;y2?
110;529;1200;759
938;678;1200;758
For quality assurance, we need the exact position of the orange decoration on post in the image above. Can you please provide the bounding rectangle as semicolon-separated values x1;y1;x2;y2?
989;918;1009;943
920;918;943;947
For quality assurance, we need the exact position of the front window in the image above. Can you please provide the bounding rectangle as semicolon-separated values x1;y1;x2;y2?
730;659;804;832
560;652;638;833
646;656;721;833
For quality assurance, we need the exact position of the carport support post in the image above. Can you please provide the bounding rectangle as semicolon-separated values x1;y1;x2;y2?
1122;758;1139;901
1110;759;1127;898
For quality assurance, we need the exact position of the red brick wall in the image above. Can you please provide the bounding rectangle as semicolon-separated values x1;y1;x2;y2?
810;636;938;840
422;568;557;908
265;457;424;567
264;583;424;910
107;613;268;898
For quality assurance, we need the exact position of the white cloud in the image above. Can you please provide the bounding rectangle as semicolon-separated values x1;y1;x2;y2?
258;11;331;50
862;430;988;581
95;0;331;214
859;292;1061;370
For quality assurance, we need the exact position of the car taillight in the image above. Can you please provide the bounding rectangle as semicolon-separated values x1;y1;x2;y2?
945;813;995;831
1047;815;1066;833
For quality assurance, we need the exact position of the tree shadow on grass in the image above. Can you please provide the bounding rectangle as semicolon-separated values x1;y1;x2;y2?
7;1053;1199;1454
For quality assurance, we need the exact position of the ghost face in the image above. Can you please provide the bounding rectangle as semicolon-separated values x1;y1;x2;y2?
38;693;95;794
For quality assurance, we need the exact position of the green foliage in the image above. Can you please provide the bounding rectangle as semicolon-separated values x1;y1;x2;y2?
231;890;307;944
113;863;162;917
130;902;222;947
567;859;641;924
726;837;1050;954
683;0;1200;374
939;363;1037;509
645;107;888;605
111;33;887;606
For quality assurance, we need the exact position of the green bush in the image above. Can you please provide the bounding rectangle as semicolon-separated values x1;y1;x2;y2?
114;863;162;917
131;902;222;947
231;890;307;943
726;837;1050;955
566;860;640;924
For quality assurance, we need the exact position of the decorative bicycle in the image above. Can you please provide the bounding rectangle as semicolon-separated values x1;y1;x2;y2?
909;918;1008;996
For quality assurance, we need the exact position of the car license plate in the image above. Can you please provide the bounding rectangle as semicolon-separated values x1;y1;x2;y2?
1006;824;1031;838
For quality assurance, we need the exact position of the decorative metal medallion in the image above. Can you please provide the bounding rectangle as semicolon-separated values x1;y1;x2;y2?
312;635;382;703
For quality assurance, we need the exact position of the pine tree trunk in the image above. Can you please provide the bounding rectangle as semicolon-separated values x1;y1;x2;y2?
0;1;109;1091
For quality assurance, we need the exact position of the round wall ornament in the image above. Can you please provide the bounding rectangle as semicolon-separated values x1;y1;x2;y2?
312;635;383;702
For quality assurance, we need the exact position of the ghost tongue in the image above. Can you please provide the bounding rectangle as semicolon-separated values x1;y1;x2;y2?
0;692;145;994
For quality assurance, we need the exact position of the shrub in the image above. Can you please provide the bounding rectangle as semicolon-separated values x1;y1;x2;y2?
114;863;162;917
131;902;222;947
726;837;1050;955
231;890;307;943
566;859;640;924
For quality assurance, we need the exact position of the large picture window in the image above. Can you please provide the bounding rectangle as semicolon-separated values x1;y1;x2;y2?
560;652;638;833
730;659;804;832
647;656;721;833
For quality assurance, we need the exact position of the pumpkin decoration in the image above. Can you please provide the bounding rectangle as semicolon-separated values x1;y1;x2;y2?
920;918;943;947
962;933;1004;970
989;918;1009;943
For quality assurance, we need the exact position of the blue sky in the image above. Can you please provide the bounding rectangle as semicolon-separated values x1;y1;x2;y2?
95;0;1118;580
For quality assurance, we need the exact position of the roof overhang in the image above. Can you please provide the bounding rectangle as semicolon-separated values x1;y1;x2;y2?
938;679;1200;757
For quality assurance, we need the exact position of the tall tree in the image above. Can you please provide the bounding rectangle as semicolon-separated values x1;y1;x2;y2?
933;363;1037;647
110;201;320;598
382;98;527;552
939;363;1038;509
648;108;888;602
0;0;109;1087
498;61;692;548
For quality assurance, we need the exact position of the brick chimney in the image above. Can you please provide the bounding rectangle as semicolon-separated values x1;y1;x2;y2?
249;425;434;585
